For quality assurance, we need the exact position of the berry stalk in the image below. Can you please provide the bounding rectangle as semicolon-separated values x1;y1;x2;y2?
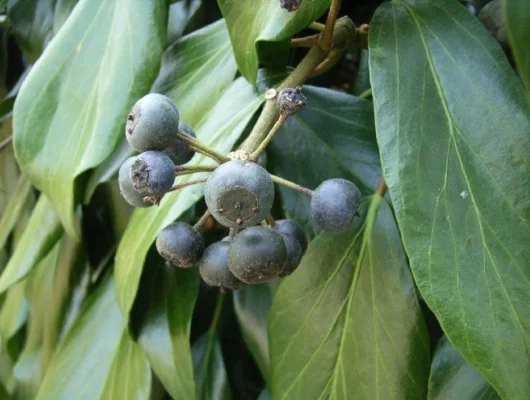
175;164;217;176
168;178;208;192
270;174;314;197
176;131;229;163
250;114;288;161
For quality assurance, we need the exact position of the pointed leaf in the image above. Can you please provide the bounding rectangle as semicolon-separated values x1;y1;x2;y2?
0;194;63;294
269;196;429;399
369;2;530;398
268;85;380;237
218;0;330;82
192;332;232;400
166;0;203;45
0;176;32;251
504;0;530;100
115;77;263;316
233;284;272;383
132;263;199;400
13;0;167;237
36;276;150;400
429;336;499;400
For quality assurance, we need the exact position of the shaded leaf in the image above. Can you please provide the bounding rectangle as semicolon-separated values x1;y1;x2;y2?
0;176;31;251
13;0;167;237
115;76;263;316
268;85;380;237
0;119;19;215
7;0;78;61
166;0;203;45
269;196;429;399
132;262;199;400
36;276;150;400
369;2;530;398
218;0;330;82
428;336;499;400
233;284;272;384
192;332;232;400
0;280;27;346
504;0;530;99
0;194;62;294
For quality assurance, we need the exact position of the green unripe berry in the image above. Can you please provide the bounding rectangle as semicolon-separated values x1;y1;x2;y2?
311;178;361;232
199;241;244;290
272;219;308;253
204;161;274;229
163;122;196;165
126;93;179;152
156;222;205;268
130;151;175;198
228;226;286;284
276;230;303;277
118;156;153;208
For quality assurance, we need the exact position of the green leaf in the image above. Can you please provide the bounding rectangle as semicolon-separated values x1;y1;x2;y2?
218;0;330;82
428;336;499;400
115;76;263;316
166;0;203;45
152;19;238;127
13;0;167;237
85;19;237;201
233;284;272;383
504;0;530;99
369;2;530;398
0;194;62;294
269;196;429;399
192;332;232;400
36;275;150;400
7;0;78;62
0;120;19;214
0;176;31;251
0;281;28;344
131;262;199;400
268;85;380;237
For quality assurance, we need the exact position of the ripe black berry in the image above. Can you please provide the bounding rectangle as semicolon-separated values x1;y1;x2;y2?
277;86;307;116
199;241;244;290
272;219;308;253
228;226;286;284
156;222;205;268
311;178;361;232
204;160;274;229
275;230;303;277
279;0;302;12
118;156;153;208
163;122;196;166
126;93;179;152
130;151;175;198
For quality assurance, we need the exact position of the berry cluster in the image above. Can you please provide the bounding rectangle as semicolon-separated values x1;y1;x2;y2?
118;89;361;291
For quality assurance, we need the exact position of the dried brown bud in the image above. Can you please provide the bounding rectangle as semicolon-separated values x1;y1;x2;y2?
276;86;307;117
279;0;302;12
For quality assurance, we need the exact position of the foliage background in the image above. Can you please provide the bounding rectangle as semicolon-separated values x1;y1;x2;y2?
0;0;528;399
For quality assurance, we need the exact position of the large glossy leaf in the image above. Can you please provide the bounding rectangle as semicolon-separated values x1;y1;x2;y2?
233;284;272;383
504;0;530;99
115;77;263;316
218;0;330;82
268;85;380;237
85;19;237;202
0;194;62;294
13;0;167;237
192;332;232;400
166;0;203;45
369;2;530;398
36;276;150;400
269;196;429;399
7;0;78;61
428;336;499;400
132;262;199;400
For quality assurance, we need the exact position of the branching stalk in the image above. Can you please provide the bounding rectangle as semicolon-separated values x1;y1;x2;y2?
0;135;13;153
194;209;211;231
319;0;343;52
175;164;217;176
177;131;229;163
250;114;288;160
291;34;320;48
270;174;314;197
168;178;208;192
375;177;387;197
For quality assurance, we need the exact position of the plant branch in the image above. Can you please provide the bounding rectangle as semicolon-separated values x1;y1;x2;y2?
270;174;314;197
176;131;229;163
0;135;12;153
359;88;372;100
175;164;217;176
168;178;207;192
291;34;319;48
240;17;355;154
375;177;387;197
250;114;288;160
309;22;325;32
193;209;211;231
310;47;346;78
319;0;342;52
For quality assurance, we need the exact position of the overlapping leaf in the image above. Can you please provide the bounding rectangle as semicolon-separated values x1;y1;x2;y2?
369;1;530;398
268;85;380;237
269;196;429;399
428;336;499;400
13;0;167;237
218;0;330;82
